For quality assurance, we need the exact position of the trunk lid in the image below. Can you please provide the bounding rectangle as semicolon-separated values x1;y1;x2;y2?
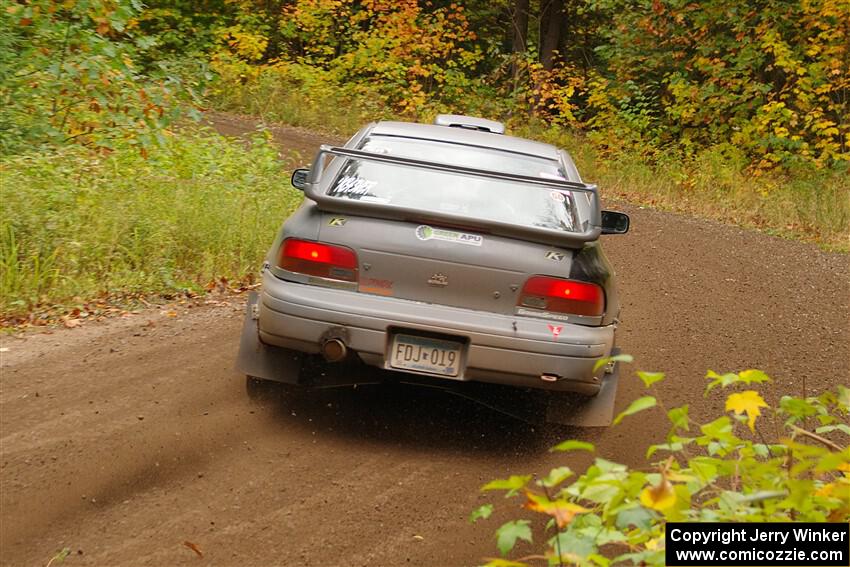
318;213;574;315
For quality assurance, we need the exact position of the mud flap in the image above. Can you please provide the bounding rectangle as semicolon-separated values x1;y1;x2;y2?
235;292;302;384
545;353;621;427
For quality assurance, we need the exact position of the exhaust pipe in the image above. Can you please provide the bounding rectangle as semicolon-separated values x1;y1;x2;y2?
540;373;559;382
321;338;347;362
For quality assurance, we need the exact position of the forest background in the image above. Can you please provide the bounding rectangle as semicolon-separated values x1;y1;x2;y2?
1;0;848;318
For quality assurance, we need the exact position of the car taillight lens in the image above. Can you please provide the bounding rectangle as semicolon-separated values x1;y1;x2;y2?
278;239;359;282
518;276;604;316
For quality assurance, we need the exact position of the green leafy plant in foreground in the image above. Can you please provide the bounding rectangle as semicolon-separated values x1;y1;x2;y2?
473;359;850;566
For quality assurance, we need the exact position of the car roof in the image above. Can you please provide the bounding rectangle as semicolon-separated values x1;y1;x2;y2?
368;121;561;161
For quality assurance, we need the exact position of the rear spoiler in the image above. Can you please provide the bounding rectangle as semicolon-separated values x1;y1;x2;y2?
303;145;602;248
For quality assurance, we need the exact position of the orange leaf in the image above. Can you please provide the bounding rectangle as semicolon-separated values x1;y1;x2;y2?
523;490;588;528
183;541;203;558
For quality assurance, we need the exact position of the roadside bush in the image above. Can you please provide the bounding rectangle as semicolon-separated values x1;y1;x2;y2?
588;0;850;169
473;358;850;566
278;0;484;114
208;0;492;125
0;129;301;318
0;0;203;155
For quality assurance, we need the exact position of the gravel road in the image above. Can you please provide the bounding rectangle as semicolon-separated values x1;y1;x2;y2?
1;114;847;566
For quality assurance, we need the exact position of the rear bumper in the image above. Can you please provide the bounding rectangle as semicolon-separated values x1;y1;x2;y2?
258;273;616;393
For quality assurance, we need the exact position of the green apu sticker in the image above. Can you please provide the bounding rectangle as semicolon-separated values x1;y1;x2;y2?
415;225;482;246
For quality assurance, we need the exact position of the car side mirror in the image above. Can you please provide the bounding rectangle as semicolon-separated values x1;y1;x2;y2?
291;168;310;190
601;210;629;234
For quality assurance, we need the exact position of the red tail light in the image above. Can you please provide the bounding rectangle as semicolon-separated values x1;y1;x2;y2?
518;276;604;316
278;239;358;282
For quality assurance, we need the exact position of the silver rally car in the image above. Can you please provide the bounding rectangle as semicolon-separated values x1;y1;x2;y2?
236;115;630;425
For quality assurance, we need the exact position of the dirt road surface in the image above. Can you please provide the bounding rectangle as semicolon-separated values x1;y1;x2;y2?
2;114;848;567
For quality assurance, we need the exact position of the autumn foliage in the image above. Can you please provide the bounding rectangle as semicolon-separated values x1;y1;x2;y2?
474;361;850;566
0;0;206;154
195;0;849;169
588;0;850;168
3;0;848;170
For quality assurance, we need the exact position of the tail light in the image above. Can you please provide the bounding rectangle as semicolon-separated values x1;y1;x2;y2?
278;239;358;282
518;276;604;317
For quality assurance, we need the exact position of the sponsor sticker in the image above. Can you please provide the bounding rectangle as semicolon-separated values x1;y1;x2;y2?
415;225;483;246
550;190;566;203
545;251;566;261
548;324;563;340
359;277;393;296
427;273;449;287
332;176;377;196
328;217;347;227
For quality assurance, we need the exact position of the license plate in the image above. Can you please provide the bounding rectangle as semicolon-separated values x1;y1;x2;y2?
389;334;462;377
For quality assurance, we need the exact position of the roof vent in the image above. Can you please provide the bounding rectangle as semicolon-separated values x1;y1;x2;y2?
433;114;505;135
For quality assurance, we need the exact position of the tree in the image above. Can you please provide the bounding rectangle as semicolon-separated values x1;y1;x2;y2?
539;0;564;70
511;0;530;54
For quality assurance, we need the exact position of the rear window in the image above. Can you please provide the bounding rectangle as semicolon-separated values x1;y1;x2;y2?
324;137;579;232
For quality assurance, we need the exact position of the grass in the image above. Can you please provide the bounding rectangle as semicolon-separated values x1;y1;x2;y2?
210;63;386;137
211;70;850;251
0;128;303;319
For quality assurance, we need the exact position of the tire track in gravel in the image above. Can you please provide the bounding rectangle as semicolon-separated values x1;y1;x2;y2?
1;113;847;567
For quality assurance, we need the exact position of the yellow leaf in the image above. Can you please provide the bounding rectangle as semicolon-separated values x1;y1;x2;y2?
815;480;849;501
645;537;661;550
640;479;676;511
726;390;768;431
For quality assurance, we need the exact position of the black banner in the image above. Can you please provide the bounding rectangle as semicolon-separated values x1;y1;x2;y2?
666;522;849;566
